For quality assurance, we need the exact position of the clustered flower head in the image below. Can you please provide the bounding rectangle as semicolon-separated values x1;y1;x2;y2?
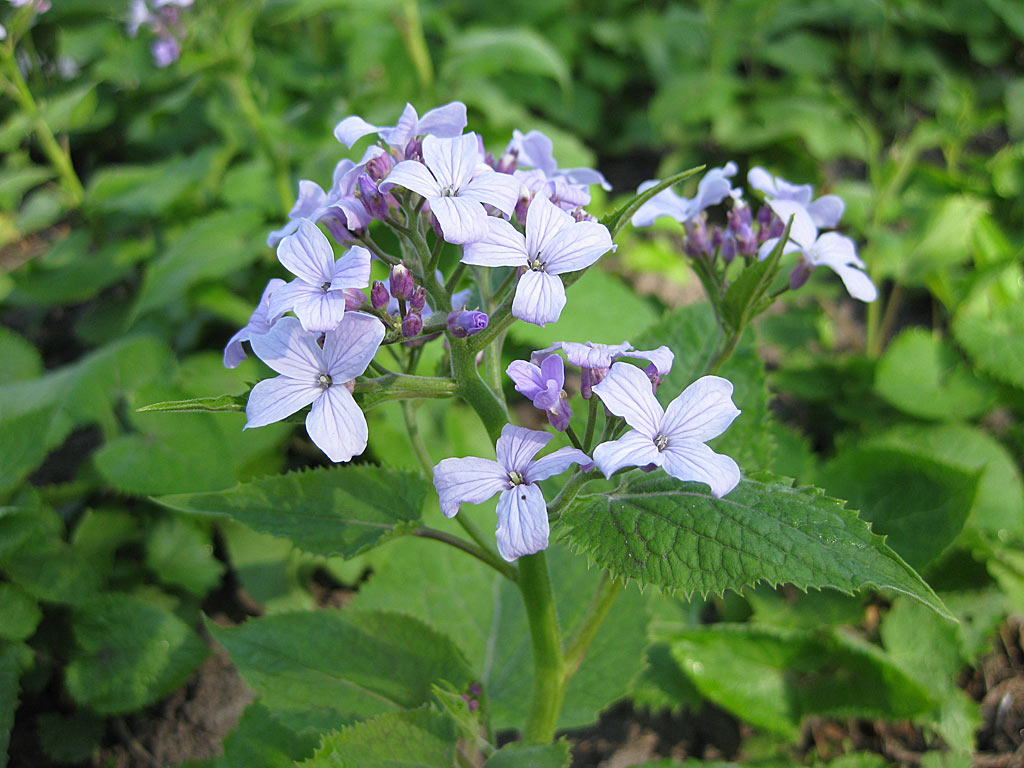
126;0;193;67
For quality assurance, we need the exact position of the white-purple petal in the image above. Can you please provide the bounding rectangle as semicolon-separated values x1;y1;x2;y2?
380;103;420;148
333;114;382;148
592;430;662;479
244;376;320;430
496;424;552;473
305;385;368;463
660;440;740;497
329;245;372;291
525;195;574;258
277;220;336;285
460;171;521;217
660;375;741;443
511;269;567;327
381;160;441;199
747;167;813;206
527;446;593;484
432;457;509;518
292;289;349;333
495;484;549;561
430;195;489;245
267;279;320;322
249;316;323;379
627;345;674;376
767;199;818;249
422;133;480;191
223;278;286;369
806;194;845;229
631;182;692;228
828;262;878;303
323;311;385;382
592;362;663;438
541;220;612;275
414;101;468;140
506;359;547;401
461;217;528;267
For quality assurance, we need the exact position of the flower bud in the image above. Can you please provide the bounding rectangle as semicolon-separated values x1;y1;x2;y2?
645;363;664;395
401;311;423;338
365;152;394;183
495;151;517;175
409;286;426;313
404;137;423;162
684;216;711;259
720;233;737;264
357;173;388;220
389;263;415;301
789;259;813;291
343;288;366;311
370;280;389;310
447;310;489;339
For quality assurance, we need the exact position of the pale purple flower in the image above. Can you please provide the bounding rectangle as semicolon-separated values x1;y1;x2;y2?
268;220;372;332
531;340;673;398
334;102;467;151
380;133;520;245
631;163;740;228
507;355;572;431
507;129;611;191
758;199;877;303
513;169;591;221
747;167;844;229
245;314;384;463
447;310;489;339
432;424;591;561
461;195;613;326
223;278;286;369
151;37;180;67
592;363;741;497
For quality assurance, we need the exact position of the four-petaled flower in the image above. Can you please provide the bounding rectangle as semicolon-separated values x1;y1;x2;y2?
747;166;844;229
592;362;741;497
461;195;613;326
507;354;572;431
507;129;611;191
223;278;285;369
334;101;468;151
758;199;877;303
245;314;384;463
269;220;372;332
531;340;673;398
381;133;521;244
631;163;740;228
433;425;592;561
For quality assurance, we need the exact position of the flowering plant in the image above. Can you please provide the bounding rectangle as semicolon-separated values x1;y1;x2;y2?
148;102;948;761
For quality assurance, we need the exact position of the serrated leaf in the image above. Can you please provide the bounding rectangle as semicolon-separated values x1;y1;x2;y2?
953;296;1024;390
300;708;455;768
719;216;792;334
210;702;319;768
818;447;977;571
154;465;429;559
138;392;248;414
209;611;473;723
483;739;572;767
1;641;32;768
65;594;209;714
559;473;950;619
668;624;936;735
600;165;704;238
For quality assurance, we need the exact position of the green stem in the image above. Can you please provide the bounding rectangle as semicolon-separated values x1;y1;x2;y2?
401;400;433;476
415;527;516;581
358;233;399;265
565;425;584;451
518;552;565;743
426;233;444;275
1;49;84;206
446;262;467;296
397;0;434;90
450;337;507;442
562;572;621;680
483;329;506;402
581;396;599;453
225;72;291;217
546;469;599;521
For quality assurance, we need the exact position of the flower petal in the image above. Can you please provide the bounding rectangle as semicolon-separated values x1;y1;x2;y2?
525;195;574;258
767;199;818;249
430;195;489;245
249;316;322;378
592;430;661;479
660;375;741;442
495;484;549;561
292;290;349;333
542;220;613;275
626;345;673;376
323;311;385;381
511;270;566;327
527;446;593;483
461;217;528;267
756;236;803;262
630;182;693;227
433;456;508;518
245;376;320;429
422;133;480;190
380;160;441;199
379;103;418;148
334;114;381;147
496;424;552;473
829;263;878;303
809;231;863;269
267;279;319;321
461;171;521;217
661;440;741;497
807;194;845;228
330;245;372;291
277;220;335;285
415;101;468;139
305;385;368;463
506;360;546;401
592;361;663;437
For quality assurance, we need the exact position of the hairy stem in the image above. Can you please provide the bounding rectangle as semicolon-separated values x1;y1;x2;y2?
518;552;565;743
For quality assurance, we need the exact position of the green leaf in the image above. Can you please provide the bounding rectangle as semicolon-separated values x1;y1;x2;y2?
209;702;319;768
209;611;473;722
600;165;704;238
155;465;429;559
300;708;455;768
444;28;570;90
0;403;70;496
953;293;1024;391
668;624;936;735
719;216;793;334
818;447;977;571
745;584;867;632
1;641;32;768
65;594;209;714
145;516;225;597
629;642;703;713
85;149;217;217
0;327;41;384
36;711;105;764
874;329;994;420
483;739;572;767
137;393;248;414
559;473;951;619
0;585;41;642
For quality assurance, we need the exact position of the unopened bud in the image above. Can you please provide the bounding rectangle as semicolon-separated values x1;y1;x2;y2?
343;288;366;311
389;263;415;300
720;233;736;263
447;310;489;338
404;137;423;162
357;173;388;220
365;152;394;183
496;151;517;174
684;217;711;259
789;259;813;291
401;311;423;338
370;280;389;310
645;363;664;395
409;286;426;313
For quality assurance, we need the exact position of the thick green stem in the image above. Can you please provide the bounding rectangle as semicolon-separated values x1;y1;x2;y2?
518;552;565;743
450;338;506;442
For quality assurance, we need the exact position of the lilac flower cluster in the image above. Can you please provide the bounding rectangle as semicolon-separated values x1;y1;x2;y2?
632;164;876;302
127;0;192;67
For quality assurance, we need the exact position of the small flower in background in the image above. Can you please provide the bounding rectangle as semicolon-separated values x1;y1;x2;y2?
747;166;845;229
334;101;468;153
631;162;740;228
223;278;285;369
507;129;611;190
380;133;520;244
507;354;572;431
9;0;51;11
126;0;192;68
432;424;592;561
245;313;385;463
531;340;673;398
268;220;372;332
461;195;613;326
592;363;742;497
759;199;877;302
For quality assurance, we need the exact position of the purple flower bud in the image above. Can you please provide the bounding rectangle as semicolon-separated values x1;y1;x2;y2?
645;363;664;395
514;193;531;225
401;311;423;338
729;202;753;230
756;203;774;229
720;233;737;263
370;280;389;310
496;151;517;175
151;36;181;67
343;288;366;311
684;217;711;259
469;682;483;696
409;286;426;313
468;699;480;711
447;310;489;339
389;263;415;301
789;259;813;291
321;212;359;243
710;226;724;250
365;152;394;183
357;173;388;220
404;137;423;162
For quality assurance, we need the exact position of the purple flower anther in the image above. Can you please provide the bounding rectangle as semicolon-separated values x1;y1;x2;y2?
461;195;614;327
447;310;489;339
592;363;742;497
370;280;389;311
268;220;372;332
245;313;384;463
747;167;845;229
223;278;286;369
380;133;521;245
631;163;739;228
389;263;415;301
432;424;592;560
506;355;573;431
757;199;877;302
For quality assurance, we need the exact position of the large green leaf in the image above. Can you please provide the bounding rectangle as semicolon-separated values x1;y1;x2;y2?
145;516;225;597
0;641;32;768
155;465;429;559
953;288;1024;391
0;585;41;642
209;611;473;723
300;708;455;768
483;740;572;767
444;28;570;89
559;473;950;618
668;624;936;735
210;702;320;768
65;594;209;714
